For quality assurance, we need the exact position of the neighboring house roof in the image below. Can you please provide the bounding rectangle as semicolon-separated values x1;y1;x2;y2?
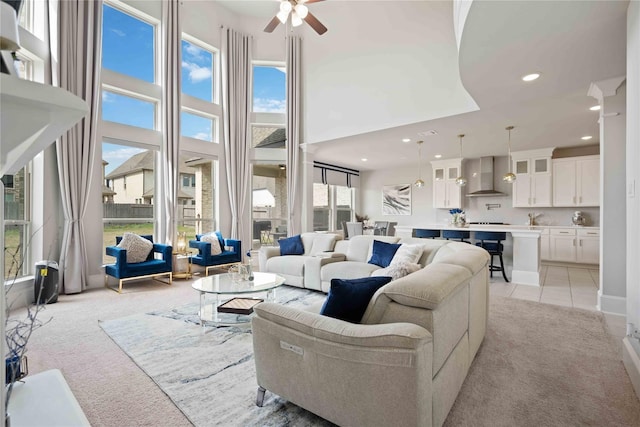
105;150;198;179
102;185;116;196
255;128;285;149
142;187;193;200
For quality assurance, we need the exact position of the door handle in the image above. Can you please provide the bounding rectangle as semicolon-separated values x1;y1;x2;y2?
573;239;576;246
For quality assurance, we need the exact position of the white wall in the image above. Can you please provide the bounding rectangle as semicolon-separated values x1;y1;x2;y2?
626;1;640;331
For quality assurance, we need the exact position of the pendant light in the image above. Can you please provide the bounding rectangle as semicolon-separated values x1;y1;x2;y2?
455;134;467;187
503;125;516;183
414;140;425;188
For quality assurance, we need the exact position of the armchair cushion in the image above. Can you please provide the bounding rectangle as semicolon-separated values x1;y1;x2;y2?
279;235;304;256
390;243;424;265
116;232;153;263
320;276;392;323
367;240;401;268
201;232;222;255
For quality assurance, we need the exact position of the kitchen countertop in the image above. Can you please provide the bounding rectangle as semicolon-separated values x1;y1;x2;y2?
396;224;599;232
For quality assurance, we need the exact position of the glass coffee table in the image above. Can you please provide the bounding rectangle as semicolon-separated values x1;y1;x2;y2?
191;272;285;328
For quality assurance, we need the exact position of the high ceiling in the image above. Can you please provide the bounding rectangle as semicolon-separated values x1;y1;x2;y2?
216;0;628;171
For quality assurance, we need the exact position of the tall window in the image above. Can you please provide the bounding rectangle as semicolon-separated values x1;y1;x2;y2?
181;110;214;142
252;163;287;248
3;167;30;280
102;90;156;130
252;65;286;113
181;39;214;102
102;3;155;82
313;183;329;231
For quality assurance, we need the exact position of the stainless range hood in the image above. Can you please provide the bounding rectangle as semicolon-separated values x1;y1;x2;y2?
466;156;507;197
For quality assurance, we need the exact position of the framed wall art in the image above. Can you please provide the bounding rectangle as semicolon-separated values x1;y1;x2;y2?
382;184;411;215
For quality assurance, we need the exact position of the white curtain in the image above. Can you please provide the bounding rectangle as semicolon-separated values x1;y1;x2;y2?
221;28;252;243
157;0;181;245
53;0;102;294
286;36;302;236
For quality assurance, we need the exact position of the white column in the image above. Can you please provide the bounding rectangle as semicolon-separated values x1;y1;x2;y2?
588;76;626;314
300;143;317;232
511;230;542;286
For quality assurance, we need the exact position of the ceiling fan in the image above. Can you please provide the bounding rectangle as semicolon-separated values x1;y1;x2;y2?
264;0;328;35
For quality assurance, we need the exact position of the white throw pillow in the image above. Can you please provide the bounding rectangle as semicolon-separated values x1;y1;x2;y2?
117;233;153;263
371;262;422;281
390;244;424;265
201;233;222;256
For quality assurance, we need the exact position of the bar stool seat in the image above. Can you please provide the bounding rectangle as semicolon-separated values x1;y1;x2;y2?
474;231;509;282
414;229;441;239
442;229;470;242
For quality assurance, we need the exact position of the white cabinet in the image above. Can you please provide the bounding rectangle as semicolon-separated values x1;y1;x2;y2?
548;227;600;264
552;155;600;207
431;158;463;209
576;229;600;264
550;228;577;262
511;148;554;207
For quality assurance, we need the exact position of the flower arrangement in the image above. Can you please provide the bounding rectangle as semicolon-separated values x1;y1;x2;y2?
449;208;466;227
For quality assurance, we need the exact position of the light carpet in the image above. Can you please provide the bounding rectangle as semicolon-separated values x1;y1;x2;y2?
100;287;640;427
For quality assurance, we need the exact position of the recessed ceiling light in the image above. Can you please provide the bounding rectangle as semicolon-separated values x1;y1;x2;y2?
589;105;601;111
402;138;411;143
522;73;540;82
434;154;442;159
581;136;592;140
361;158;368;162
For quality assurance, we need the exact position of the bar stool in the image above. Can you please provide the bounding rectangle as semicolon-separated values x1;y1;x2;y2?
442;230;470;242
414;229;441;239
474;231;509;282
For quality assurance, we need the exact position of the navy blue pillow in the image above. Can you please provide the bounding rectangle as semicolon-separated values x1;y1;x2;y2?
320;276;393;323
279;234;304;256
368;240;402;268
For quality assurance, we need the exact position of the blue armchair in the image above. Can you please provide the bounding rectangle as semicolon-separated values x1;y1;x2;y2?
189;233;241;276
104;234;173;293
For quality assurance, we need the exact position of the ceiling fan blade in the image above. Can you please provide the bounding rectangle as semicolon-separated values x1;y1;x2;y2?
304;11;327;35
264;16;280;33
302;0;325;4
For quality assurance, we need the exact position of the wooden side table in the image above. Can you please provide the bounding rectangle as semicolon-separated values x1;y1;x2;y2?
172;252;193;280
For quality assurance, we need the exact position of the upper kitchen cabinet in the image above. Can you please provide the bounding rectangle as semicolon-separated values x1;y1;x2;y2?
431;158;463;209
510;148;554;208
552;155;600;207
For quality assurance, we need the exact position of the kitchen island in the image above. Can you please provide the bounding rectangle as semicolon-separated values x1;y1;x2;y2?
395;224;544;286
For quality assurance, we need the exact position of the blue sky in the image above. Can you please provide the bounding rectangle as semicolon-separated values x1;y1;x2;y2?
101;3;285;174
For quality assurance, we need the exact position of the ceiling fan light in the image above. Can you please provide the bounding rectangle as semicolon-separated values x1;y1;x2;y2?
295;4;309;19
291;11;303;27
276;10;289;24
414;178;425;188
280;1;292;14
455;176;467;187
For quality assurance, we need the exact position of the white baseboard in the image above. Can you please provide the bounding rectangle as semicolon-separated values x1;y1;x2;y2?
598;293;626;315
623;337;640;401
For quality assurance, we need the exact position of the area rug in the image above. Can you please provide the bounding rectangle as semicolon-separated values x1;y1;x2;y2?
100;289;640;427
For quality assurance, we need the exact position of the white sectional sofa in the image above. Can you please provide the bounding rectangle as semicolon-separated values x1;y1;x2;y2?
258;232;343;290
252;240;491;427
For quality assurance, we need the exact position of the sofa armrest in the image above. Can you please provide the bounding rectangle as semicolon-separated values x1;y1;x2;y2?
303;254;346;291
224;238;241;253
253;302;431;349
153;243;172;261
105;245;126;265
258;246;281;270
189;239;210;256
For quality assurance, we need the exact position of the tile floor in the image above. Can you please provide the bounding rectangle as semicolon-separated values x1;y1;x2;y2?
491;264;627;340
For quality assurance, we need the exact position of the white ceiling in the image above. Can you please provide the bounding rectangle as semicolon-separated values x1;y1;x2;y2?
216;0;629;171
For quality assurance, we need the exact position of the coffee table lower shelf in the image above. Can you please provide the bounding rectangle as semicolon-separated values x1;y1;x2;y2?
198;299;263;326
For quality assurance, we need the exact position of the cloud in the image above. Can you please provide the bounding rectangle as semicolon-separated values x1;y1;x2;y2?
253;98;286;113
102;91;114;103
111;28;126;37
183;42;204;61
182;61;212;83
193;132;211;141
103;147;145;165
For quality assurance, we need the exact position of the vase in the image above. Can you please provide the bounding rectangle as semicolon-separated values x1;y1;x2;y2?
452;215;466;227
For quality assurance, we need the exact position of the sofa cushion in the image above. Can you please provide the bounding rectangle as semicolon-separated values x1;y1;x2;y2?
391;244;424;265
266;255;308;278
371;261;422;281
279;235;304;256
117;233;153;263
201;232;222;255
368;240;401;268
320;276;393;323
321;261;381;283
309;233;339;255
